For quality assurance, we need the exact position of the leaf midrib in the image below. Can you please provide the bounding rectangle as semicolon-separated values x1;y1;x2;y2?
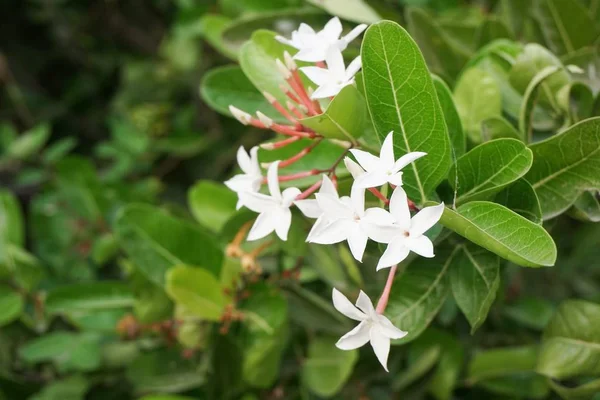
531;145;600;189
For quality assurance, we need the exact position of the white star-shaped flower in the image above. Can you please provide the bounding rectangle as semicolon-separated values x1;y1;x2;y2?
349;132;427;189
300;46;362;99
239;161;301;241
333;288;407;372
294;175;338;241
224;146;263;209
307;182;389;262
276;17;367;62
364;187;445;270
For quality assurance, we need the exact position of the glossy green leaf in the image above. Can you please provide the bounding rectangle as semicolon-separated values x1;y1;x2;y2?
188;180;237;232
45;282;134;314
386;247;453;344
0;285;23;326
526;117;600;220
533;0;599;55
115;204;223;285
361;20;453;204
494;179;543;223
450;244;500;333
537;299;600;379
200;65;286;122
549;378;600;400
468;346;549;398
504;297;555;330
165;265;226;321
453;67;502;144
570;191;600;222
300;85;366;141
449;138;533;205
519;66;565;138
6;124;50;160
302;336;358;397
437;202;557;267
481;116;522;141
305;0;380;24
433;75;466;157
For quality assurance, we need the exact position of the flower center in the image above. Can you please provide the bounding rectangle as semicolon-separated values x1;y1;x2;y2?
403;230;410;238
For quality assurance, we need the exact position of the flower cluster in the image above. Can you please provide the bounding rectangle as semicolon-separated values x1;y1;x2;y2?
224;18;445;371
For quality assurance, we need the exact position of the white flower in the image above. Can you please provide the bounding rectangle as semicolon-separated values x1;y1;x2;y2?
308;182;389;262
344;157;364;179
294;175;337;241
349;132;427;188
276;17;367;62
225;146;263;209
364;187;445;270
332;288;407;372
300;47;362;99
240;161;301;241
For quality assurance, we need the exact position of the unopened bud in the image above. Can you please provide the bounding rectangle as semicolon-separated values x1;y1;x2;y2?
329;139;353;149
276;58;292;79
260;142;276;150
262;91;277;104
256;111;274;128
284;51;297;71
566;64;584;74
229;105;252;125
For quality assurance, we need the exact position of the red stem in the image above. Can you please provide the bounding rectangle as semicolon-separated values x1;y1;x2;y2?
376;264;398;314
279;140;321;168
276;169;320;182
295;179;323;200
368;188;390;205
272;123;316;138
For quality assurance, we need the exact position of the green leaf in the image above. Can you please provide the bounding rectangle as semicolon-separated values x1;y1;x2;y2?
504;297;555;330
115;204;223;285
140;396;196;400
406;8;470;82
537;299;600;379
0;285;23;326
361;20;453;204
570;191;600;222
19;332;102;373
525;117;600;220
481;116;522;141
449;139;533;205
29;376;89;400
6;124;50;160
468;346;550;398
0;190;24;249
558;82;595;124
68;309;129;333
425;328;465;400
437;202;557;267
450;244;500;333
46;282;134;314
548;378;600;400
305;0;380;24
533;0;599;55
302;336;358;397
200;65;286;123
494;179;543;223
393;345;441;391
188;180;237;232
386;247;453;344
199;14;236;59
453;67;502;144
300;85;366;141
433;75;466;158
476;16;513;48
165;265;226;321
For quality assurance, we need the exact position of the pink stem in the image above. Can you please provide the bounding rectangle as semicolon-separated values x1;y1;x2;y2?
316;61;326;68
276;169;320;182
272;123;315;138
267;136;301;149
279;140;321;168
295;179;322;200
376;265;398;314
270;98;298;125
368;188;390;205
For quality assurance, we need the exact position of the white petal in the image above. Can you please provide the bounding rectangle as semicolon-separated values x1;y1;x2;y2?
248;146;261;176
247;212;277;241
345;56;362;81
347;226;368;262
274;207;292;241
320;17;343;42
237;146;252;174
342;24;367;44
387;172;403;187
406;235;434;258
336;321;370;350
275;35;296;48
388;187;411;230
370;327;391;372
363;207;394;225
298;23;316;36
410;202;444;237
379;132;395;169
354;170;389;189
392;151;427;173
309;219;352;244
344;157;364;179
332;288;366;321
306;215;331;241
224;174;256;193
281;187;301;207
355;290;375;315
320;175;338;197
377;241;410;270
294;47;326;62
361;221;401;244
294;199;321;218
267;162;282;200
311;84;343;99
300;66;331;86
349;149;381;172
350;184;365;215
315;193;353;220
376;315;408;340
325;46;346;79
239;191;277;213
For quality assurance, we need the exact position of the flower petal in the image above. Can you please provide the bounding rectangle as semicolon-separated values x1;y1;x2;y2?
345;56;362;81
410;202;445;237
354;170;389;189
344;157;364;179
294;199;321;218
388;186;411;230
336;321;370;350
311;84;343;99
274;207;292;241
294;47;326;62
406;235;434;258
332;288;366;321
387;172;403;187
236;146;252;173
298;23;316;36
377;315;408;340
239;191;277;213
315;193;353;220
393;151;427;173
275;35;295;48
281;187;301;207
267;162;282;200
370;327;391;372
379;132;395;169
377;241;410;270
247;212;277;241
347;226;368;262
361;221;400;244
306;215;330;241
309;219;352;244
350;184;365;215
355;290;375;315
224;174;256;193
248;146;261;176
325;46;346;79
320;174;338;197
349;149;381;172
320;17;343;42
299;66;331;86
342;24;368;44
